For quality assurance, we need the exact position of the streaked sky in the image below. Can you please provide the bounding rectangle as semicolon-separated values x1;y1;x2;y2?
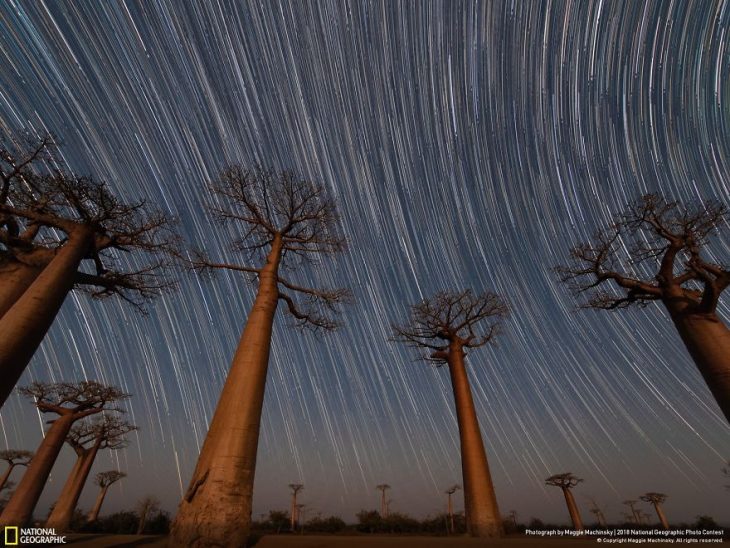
0;0;728;525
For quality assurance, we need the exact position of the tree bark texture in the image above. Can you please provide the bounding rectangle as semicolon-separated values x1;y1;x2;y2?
447;344;503;538
169;237;283;547
666;305;730;423
652;503;669;530
0;414;75;526
0;261;41;320
0;228;94;408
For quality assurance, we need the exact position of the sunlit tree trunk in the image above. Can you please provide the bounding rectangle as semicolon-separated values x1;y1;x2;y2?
562;487;583;530
170;236;283;547
447;344;502;537
0;414;75;526
46;441;101;531
0;228;94;407
87;485;109;523
666;304;730;423
0;261;41;320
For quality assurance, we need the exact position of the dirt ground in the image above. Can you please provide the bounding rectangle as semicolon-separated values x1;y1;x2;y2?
61;534;729;547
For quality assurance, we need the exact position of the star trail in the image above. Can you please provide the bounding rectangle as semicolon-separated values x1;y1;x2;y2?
0;0;728;525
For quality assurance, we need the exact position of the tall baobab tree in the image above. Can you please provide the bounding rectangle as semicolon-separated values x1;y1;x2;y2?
557;195;730;422
0;135;56;316
0;164;177;407
445;484;461;533
640;492;669;529
392;290;507;537
136;495;160;535
0;450;32;492
87;470;126;522
545;473;584;531
623;500;640;524
46;414;136;531
587;499;607;527
289;483;304;531
0;381;128;526
507;509;518;530
170;167;349;546
376;484;391;518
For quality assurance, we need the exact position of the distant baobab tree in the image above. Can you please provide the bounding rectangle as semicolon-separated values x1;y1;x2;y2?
0;381;128;526
445;485;461;534
136;495;160;535
557;195;730;422
0;450;32;492
0;140;178;407
376;484;391;518
87;470;126;522
46;415;136;531
545;473;584;530
640;492;669;530
587;499;607;527
623;500;640;524
296;504;306;530
170;166;349;546
289;483;304;531
507;509;518;529
393;289;507;537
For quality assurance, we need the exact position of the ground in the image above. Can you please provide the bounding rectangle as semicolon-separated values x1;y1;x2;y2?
59;534;730;547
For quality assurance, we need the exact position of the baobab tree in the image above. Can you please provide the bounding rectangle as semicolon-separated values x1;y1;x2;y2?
46;414;136;531
0;450;32;492
623;500;641;524
557;195;730;422
587;499;607;527
545;473;584;530
87;470;126;522
445;485;461;534
170;166;349;546
0;381;128;526
376;484;391;518
136;495;160;535
289;483;304;531
0;161;177;407
392;290;507;537
640;492;669;529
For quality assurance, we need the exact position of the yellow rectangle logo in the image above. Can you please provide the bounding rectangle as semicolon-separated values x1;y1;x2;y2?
4;526;18;545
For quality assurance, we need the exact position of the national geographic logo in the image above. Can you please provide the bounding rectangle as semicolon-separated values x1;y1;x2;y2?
3;526;66;544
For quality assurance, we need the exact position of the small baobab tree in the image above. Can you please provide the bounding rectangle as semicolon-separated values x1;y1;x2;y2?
289;483;304;531
623;499;640;524
557;195;730;422
0;158;177;407
392;290;507;537
376;484;391;518
545;473;584;530
640;492;669;529
87;470;126;522
0;450;32;492
0;381;128;526
170;167;349;546
46;414;136;531
587;499;607;527
136;495;160;535
445;484;461;534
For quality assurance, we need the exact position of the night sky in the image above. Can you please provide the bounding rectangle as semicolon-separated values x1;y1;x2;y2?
1;0;729;526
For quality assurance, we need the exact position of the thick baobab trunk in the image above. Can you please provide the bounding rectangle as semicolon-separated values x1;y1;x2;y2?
170;237;282;547
46;443;100;531
0;261;41;319
0;228;94;407
562;488;583;530
652;503;669;530
87;485;110;522
0;414;75;526
447;345;502;538
667;308;730;423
